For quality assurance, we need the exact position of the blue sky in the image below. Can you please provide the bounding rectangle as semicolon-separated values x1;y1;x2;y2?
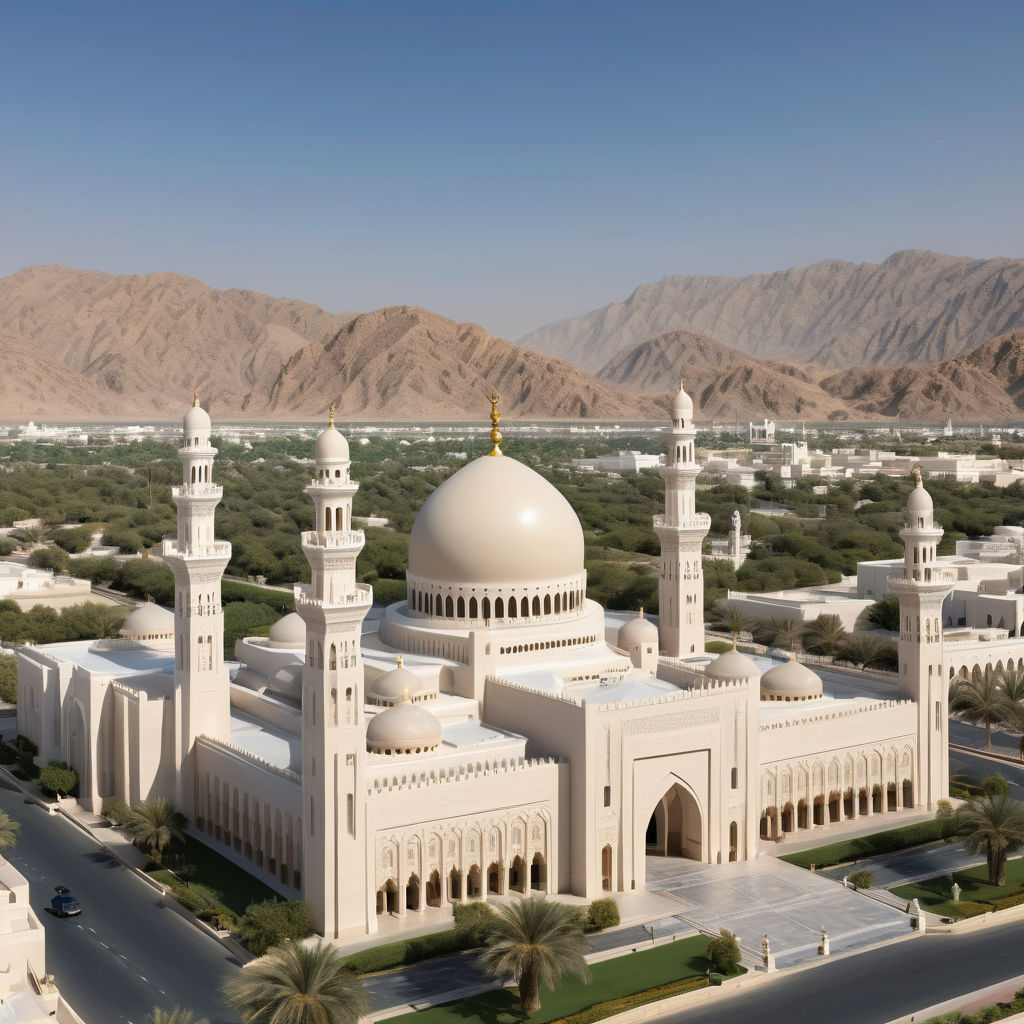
2;1;1022;339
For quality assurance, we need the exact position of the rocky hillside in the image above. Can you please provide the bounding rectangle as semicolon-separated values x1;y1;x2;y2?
0;266;663;421
519;250;1024;372
248;306;666;419
597;329;841;421
0;264;353;419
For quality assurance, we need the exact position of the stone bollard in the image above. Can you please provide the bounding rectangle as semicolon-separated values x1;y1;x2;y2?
952;882;961;903
817;928;830;956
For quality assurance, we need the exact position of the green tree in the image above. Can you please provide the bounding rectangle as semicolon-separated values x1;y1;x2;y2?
0;658;18;704
0;809;20;855
146;1009;209;1024
839;633;892;670
223;938;367;1024
950;673;1013;752
866;596;901;632
236;900;312;956
982;773;1011;797
955;795;1024;885
803;614;848;657
125;797;187;863
705;928;742;974
479;895;590;1014
28;547;71;573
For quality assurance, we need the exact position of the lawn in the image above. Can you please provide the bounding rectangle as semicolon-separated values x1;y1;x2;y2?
147;833;279;916
779;819;947;870
384;935;726;1024
891;856;1024;919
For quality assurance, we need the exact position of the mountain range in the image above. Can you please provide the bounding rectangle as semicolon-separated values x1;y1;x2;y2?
2;259;1024;423
519;250;1024;373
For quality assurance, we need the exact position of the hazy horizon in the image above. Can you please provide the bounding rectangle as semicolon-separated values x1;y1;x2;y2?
3;1;1023;340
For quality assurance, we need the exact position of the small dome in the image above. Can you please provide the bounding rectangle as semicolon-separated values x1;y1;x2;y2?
366;700;443;755
906;475;933;517
760;654;822;702
671;380;694;421
184;402;211;433
369;659;433;705
316;426;350;463
618;611;658;649
267;612;306;649
704;648;759;682
121;602;174;637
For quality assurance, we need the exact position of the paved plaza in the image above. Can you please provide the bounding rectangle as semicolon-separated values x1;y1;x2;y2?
645;856;913;969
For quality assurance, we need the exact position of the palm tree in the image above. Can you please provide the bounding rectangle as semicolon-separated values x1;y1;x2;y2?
125;797;187;863
146;1008;209;1024
949;673;1013;752
803;614;847;657
839;633;889;669
768;618;803;652
955;794;1024;885
710;602;751;647
996;664;1024;705
0;810;20;855
480;895;590;1013
223;938;367;1024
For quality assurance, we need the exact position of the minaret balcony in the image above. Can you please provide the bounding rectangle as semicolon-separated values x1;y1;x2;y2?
172;483;223;500
294;581;373;610
162;538;232;560
653;513;712;531
887;568;957;587
300;529;365;550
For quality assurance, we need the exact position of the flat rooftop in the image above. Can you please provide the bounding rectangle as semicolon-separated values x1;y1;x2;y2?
31;639;175;677
228;708;301;773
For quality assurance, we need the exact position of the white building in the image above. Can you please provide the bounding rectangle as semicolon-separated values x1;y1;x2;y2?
570;451;664;474
17;385;962;940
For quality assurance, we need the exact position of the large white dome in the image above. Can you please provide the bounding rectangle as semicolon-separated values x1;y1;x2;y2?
408;456;584;586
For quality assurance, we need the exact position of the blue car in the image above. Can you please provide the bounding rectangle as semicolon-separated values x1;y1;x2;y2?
50;886;81;917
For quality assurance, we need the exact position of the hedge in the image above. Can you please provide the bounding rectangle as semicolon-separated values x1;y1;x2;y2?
780;819;946;869
344;929;473;974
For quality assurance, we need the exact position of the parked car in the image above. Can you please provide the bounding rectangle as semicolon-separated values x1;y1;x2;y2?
50;885;81;917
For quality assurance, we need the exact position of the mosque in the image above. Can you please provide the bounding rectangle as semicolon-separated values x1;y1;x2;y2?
17;385;953;939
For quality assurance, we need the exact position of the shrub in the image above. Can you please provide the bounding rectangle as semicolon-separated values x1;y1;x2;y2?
28;547;71;573
849;870;873;890
706;928;741;974
936;799;954;818
0;658;17;704
982;773;1011;797
39;760;78;797
168;882;208;913
0;539;15;556
705;640;731;654
781;819;946;870
15;735;38;757
198;906;237;931
236;899;311;955
0;741;16;765
584;898;620;932
452;900;498;947
103;798;132;825
344;929;468;974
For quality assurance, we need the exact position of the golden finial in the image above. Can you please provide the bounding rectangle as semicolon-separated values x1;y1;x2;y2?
912;465;922;486
637;606;644;619
396;654;403;668
487;390;503;457
328;403;335;429
192;390;199;407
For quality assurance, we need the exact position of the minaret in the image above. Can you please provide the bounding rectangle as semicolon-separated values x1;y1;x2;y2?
163;394;231;815
297;407;373;937
654;379;711;657
888;469;954;809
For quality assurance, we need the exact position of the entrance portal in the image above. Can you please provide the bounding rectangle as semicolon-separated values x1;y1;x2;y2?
644;782;703;860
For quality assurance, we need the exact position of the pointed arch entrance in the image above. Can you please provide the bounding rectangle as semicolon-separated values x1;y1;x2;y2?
643;779;704;861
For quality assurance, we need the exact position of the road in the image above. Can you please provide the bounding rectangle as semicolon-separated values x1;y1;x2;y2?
659;918;1024;1024
0;781;241;1024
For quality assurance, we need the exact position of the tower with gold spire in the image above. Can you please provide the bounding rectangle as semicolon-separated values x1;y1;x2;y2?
654;379;711;657
297;406;373;936
162;394;232;814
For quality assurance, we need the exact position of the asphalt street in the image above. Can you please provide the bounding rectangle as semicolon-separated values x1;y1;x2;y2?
0;780;242;1024
659;918;1024;1024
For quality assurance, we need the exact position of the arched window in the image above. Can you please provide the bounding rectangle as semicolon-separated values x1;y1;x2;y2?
495;597;504;618
329;645;337;670
324;507;332;531
544;594;551;615
445;595;454;617
435;593;443;616
554;593;561;614
521;596;529;617
469;597;478;618
457;596;465;617
532;596;541;616
508;598;517;619
482;598;490;619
